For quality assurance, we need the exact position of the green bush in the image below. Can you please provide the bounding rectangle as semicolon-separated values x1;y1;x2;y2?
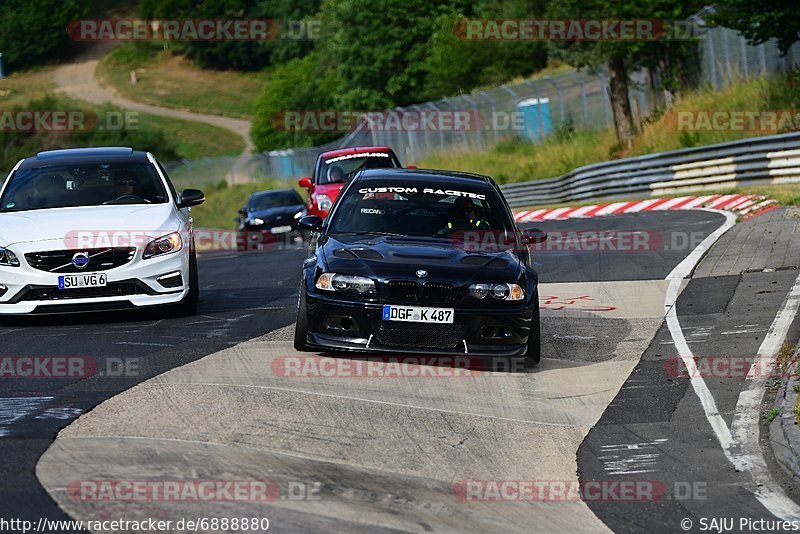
0;0;87;70
251;54;341;151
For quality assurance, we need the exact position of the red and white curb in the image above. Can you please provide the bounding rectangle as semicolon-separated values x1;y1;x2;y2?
514;194;779;223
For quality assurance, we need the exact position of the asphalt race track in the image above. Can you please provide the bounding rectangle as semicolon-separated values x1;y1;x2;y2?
0;250;306;524
3;209;800;532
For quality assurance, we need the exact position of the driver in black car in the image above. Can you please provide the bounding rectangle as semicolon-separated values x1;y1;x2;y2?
444;196;490;232
113;171;137;198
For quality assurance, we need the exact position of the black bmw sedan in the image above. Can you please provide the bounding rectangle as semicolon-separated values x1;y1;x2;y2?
236;188;306;247
294;169;547;367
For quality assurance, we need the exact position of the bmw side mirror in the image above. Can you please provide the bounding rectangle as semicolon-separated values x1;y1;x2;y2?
178;189;205;208
298;215;323;231
521;228;547;245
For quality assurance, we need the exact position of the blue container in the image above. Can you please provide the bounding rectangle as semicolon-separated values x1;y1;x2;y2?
0;53;7;78
517;97;552;142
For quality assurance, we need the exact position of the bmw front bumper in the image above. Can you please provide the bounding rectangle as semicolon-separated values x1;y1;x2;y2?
304;290;535;357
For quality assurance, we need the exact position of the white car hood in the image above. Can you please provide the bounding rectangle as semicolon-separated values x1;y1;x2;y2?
0;204;180;247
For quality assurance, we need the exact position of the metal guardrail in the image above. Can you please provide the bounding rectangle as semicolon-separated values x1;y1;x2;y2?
500;132;800;208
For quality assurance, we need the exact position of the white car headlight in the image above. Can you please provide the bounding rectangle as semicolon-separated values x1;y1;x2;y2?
469;283;524;301
143;232;183;259
0;246;19;267
316;194;333;211
251;218;265;225
316;273;375;294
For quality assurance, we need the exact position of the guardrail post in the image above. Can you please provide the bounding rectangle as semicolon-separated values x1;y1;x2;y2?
721;28;733;86
542;76;565;124
427;102;446;150
480;91;500;145
706;27;719;89
598;71;612;128
461;94;483;151
569;72;589;125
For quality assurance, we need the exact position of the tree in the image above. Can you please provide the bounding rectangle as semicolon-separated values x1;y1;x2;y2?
0;0;87;70
547;0;704;148
710;0;800;55
250;54;341;150
422;0;548;101
137;0;322;71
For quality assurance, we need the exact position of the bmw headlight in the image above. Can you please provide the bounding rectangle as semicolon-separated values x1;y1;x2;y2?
294;210;304;220
316;273;375;294
143;232;183;259
316;194;333;211
251;218;265;226
469;282;524;301
0;246;19;267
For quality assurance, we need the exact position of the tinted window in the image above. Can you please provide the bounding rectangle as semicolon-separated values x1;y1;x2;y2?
249;190;303;211
317;152;401;185
330;180;513;237
0;163;168;211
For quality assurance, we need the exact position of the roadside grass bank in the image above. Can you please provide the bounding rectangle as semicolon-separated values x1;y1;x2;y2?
0;76;244;171
418;73;800;184
97;46;270;119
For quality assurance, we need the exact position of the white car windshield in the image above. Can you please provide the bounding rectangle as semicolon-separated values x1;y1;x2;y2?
0;163;168;212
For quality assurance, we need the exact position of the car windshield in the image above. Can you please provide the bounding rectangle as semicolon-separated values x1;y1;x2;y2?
0;163;168;211
317;152;400;185
329;180;514;238
249;190;302;211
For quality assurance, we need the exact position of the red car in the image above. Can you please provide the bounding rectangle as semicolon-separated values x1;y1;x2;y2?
298;147;404;218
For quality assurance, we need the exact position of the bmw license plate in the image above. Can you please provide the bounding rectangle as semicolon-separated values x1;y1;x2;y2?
382;305;454;324
270;225;293;234
58;273;108;290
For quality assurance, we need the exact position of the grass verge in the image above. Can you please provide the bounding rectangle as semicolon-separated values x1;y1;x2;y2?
140;114;244;159
97;46;270;119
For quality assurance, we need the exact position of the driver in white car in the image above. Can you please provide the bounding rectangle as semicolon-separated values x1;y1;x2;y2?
113;171;137;198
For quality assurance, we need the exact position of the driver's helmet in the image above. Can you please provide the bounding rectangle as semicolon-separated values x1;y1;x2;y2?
327;165;344;183
451;196;479;222
115;171;137;189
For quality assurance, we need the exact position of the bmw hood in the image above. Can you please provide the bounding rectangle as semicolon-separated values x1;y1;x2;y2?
320;234;525;284
0;204;181;247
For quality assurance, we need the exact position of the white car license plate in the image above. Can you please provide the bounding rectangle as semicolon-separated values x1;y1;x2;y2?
270;225;293;234
58;273;108;290
382;305;454;324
